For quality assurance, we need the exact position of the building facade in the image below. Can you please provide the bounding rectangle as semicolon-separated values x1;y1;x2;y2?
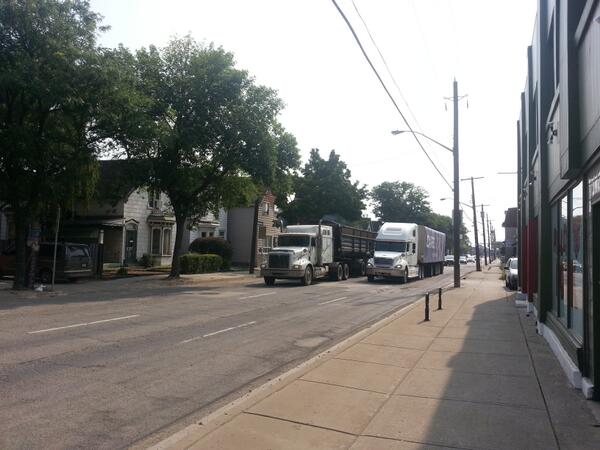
518;0;600;399
502;207;518;261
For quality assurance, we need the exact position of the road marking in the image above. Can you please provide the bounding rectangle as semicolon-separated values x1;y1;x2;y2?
239;292;278;300
319;297;348;305
180;321;257;344
28;314;140;334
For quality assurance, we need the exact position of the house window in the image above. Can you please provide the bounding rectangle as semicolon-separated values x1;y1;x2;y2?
151;228;161;255
219;230;225;238
162;229;172;255
209;231;214;237
262;202;270;215
148;189;159;209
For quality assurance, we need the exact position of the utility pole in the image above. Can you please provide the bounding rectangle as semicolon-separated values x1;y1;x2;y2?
480;205;488;265
487;214;493;262
461;176;483;271
452;80;461;288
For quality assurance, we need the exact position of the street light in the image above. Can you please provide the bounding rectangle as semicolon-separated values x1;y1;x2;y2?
391;130;453;153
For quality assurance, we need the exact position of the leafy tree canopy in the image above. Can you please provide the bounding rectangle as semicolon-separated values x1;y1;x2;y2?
281;149;367;224
105;36;300;277
371;181;431;224
0;0;115;288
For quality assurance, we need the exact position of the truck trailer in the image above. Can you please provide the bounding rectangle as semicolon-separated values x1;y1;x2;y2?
260;221;376;286
366;222;446;283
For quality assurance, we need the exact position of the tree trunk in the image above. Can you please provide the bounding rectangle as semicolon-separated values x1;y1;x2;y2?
168;212;186;278
13;211;28;290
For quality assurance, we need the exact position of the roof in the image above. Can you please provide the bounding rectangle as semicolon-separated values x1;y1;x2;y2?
96;159;150;205
502;207;518;228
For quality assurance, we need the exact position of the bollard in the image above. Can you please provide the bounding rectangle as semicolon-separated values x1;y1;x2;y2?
425;293;430;321
438;287;443;310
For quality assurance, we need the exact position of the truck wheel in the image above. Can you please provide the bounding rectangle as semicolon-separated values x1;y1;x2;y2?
301;266;313;286
403;268;409;284
342;263;350;280
367;275;374;282
40;269;52;284
332;263;343;281
264;277;275;286
359;260;366;276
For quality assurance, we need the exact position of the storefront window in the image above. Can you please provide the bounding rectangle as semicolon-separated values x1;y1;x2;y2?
559;196;568;324
551;203;559;315
570;182;583;339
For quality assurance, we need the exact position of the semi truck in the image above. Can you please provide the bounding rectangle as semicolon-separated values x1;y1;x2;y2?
260;221;376;286
366;222;445;283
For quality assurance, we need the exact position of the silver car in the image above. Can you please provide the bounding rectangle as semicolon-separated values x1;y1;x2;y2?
505;257;518;290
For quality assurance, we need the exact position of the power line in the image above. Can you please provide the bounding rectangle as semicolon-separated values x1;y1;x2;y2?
330;0;453;192
350;0;423;131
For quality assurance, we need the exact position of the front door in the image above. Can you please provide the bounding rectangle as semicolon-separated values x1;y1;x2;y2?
125;229;137;264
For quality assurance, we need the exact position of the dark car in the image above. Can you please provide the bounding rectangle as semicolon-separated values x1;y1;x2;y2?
0;242;93;283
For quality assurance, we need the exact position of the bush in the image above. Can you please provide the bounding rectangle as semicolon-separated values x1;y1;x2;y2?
117;266;128;276
139;253;153;268
189;237;232;269
180;253;223;274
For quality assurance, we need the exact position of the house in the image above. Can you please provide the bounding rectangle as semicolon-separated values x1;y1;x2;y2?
516;0;600;399
501;207;518;260
63;160;228;267
227;191;280;267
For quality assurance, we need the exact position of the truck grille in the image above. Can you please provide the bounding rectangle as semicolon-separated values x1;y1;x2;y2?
374;257;393;267
269;253;290;269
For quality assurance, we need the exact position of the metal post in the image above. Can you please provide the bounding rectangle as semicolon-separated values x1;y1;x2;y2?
481;205;488;265
425;293;430;321
452;79;461;288
249;197;260;274
470;177;481;271
487;214;493;263
51;206;61;291
438;287;442;310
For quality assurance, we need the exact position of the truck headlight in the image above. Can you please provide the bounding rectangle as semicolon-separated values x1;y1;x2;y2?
293;264;302;269
367;262;373;268
260;263;267;269
394;264;403;268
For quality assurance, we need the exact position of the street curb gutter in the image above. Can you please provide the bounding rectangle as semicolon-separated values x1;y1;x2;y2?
144;289;438;450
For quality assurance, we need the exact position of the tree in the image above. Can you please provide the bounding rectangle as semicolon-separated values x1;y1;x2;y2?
280;149;367;224
107;37;299;277
371;181;431;223
425;212;470;255
0;0;114;289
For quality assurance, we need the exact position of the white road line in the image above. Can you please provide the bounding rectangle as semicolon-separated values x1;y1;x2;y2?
239;292;278;300
319;297;348;305
28;314;140;334
180;321;257;344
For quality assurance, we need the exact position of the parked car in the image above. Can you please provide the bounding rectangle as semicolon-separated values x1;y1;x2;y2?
466;255;475;263
459;255;467;264
444;255;454;266
505;257;518;290
0;242;93;283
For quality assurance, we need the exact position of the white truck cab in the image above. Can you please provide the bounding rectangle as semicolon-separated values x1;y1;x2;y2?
367;223;419;283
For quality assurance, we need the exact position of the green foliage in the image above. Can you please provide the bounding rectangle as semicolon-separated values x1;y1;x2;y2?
371;182;431;224
188;237;232;269
180;253;223;274
281;149;367;224
116;266;128;276
0;0;116;288
139;253;153;268
105;36;300;277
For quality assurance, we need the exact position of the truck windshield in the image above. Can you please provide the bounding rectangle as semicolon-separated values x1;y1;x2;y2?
375;241;407;252
278;235;310;247
510;259;518;269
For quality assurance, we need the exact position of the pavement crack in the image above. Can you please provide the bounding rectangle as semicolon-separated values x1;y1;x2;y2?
243;411;358;437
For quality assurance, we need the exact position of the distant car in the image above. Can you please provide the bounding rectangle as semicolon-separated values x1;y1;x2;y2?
466;255;475;263
444;255;454;266
459;255;467;264
505;257;518;290
0;242;93;283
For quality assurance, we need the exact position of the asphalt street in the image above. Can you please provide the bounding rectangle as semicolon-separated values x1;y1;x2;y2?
0;265;475;450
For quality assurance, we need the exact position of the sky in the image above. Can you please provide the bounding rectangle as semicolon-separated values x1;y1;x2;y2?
89;0;538;243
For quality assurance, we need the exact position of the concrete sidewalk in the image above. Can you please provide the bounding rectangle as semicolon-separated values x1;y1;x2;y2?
151;266;600;450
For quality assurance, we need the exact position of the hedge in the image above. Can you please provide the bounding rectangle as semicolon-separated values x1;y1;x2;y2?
180;253;223;274
189;237;232;269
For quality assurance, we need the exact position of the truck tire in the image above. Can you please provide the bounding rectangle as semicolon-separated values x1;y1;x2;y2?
359;260;366;276
40;269;52;284
403;268;409;284
331;263;343;281
264;276;275;286
342;263;350;280
367;275;374;282
301;266;313;286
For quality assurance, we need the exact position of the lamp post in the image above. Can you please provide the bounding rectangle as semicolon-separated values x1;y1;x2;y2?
460;176;484;272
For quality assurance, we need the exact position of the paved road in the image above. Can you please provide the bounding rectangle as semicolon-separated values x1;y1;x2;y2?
0;265;475;449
